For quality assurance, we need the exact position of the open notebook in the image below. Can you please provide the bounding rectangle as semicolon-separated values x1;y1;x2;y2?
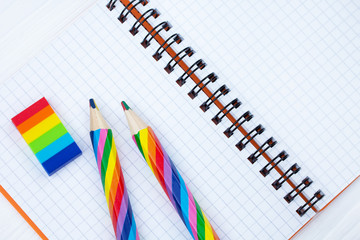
0;0;359;239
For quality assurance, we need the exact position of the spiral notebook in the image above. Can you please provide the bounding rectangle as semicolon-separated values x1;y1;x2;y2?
0;0;359;239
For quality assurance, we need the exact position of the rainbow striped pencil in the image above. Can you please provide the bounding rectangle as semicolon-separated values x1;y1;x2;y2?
89;99;139;240
122;101;219;240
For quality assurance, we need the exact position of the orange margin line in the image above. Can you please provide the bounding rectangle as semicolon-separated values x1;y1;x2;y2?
289;174;360;239
0;185;48;240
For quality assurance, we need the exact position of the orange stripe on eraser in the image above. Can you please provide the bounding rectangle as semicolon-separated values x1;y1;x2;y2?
12;97;49;126
0;185;48;240
16;105;55;134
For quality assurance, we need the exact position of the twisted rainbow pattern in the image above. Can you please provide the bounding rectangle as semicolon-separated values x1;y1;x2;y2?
132;126;219;240
90;129;139;240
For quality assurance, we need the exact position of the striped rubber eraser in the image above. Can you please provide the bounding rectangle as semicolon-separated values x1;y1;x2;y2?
11;97;82;176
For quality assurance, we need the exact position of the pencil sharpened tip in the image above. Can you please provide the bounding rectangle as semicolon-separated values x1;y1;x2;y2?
121;101;131;111
89;99;97;109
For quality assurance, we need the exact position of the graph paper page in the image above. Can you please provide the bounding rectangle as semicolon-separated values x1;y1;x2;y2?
0;0;359;239
159;0;360;208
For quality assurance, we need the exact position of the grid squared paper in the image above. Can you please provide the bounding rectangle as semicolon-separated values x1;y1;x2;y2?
156;0;360;209
0;0;359;239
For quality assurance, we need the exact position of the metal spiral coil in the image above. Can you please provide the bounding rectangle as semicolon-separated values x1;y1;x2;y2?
109;0;324;216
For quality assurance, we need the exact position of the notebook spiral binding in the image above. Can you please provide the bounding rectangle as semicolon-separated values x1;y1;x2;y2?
107;0;324;216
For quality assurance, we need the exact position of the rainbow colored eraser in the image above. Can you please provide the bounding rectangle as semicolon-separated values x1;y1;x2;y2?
11;97;81;176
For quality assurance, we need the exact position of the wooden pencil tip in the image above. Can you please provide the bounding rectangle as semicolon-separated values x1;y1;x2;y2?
121;101;131;111
89;99;109;130
89;99;97;109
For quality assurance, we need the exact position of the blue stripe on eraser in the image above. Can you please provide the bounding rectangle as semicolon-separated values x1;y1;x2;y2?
42;142;82;176
36;133;74;163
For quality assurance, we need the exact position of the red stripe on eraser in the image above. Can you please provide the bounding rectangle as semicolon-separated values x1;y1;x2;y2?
11;97;49;126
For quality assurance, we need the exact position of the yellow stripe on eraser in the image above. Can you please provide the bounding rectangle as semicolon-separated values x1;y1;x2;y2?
22;113;61;144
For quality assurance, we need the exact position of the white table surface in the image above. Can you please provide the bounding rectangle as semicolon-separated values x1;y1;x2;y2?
0;1;359;239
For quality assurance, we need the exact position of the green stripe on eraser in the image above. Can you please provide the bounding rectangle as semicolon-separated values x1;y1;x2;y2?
29;123;67;154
